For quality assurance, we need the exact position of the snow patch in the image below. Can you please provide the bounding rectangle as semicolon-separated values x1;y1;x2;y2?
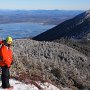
0;79;60;90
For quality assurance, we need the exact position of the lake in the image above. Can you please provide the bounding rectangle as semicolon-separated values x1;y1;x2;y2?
0;22;55;39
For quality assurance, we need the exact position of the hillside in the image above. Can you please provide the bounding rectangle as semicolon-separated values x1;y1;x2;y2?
9;39;90;90
54;38;90;57
33;10;90;41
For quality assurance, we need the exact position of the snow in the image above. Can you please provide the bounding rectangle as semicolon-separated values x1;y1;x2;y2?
0;79;60;90
37;81;59;90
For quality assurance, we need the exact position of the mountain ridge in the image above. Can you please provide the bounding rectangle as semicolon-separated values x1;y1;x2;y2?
33;10;90;41
0;10;83;25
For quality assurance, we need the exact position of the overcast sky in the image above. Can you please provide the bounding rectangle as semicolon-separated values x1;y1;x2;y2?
0;0;90;10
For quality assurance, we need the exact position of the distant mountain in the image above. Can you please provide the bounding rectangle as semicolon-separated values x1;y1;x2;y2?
0;10;83;25
33;10;90;41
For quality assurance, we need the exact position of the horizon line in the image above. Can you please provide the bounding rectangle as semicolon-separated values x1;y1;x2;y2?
0;9;87;11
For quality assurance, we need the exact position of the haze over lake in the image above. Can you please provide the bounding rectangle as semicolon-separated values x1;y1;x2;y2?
0;22;55;39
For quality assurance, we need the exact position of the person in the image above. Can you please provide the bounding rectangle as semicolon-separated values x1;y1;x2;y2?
0;36;13;89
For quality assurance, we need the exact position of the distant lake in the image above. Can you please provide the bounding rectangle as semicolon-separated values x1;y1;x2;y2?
0;22;55;39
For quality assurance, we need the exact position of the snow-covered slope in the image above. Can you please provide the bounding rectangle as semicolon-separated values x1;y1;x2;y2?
0;79;60;90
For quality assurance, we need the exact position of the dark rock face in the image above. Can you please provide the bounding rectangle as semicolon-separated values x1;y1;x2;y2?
33;10;90;41
10;39;90;90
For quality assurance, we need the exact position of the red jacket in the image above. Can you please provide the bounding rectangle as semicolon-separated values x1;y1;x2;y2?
0;40;12;67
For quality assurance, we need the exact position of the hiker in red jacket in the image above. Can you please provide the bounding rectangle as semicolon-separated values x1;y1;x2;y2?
0;36;13;89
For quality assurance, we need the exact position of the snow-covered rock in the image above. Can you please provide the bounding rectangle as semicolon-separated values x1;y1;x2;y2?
0;79;60;90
